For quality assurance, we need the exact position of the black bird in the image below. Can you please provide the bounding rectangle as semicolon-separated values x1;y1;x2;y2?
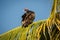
22;8;35;27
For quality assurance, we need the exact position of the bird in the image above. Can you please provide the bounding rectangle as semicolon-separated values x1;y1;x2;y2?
22;8;35;27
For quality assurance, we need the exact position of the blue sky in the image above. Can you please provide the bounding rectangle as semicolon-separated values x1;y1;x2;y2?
0;0;53;34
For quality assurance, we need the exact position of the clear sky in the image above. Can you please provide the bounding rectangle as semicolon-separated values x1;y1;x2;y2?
0;0;53;34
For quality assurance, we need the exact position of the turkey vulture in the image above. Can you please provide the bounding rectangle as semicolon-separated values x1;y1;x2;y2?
22;9;35;27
